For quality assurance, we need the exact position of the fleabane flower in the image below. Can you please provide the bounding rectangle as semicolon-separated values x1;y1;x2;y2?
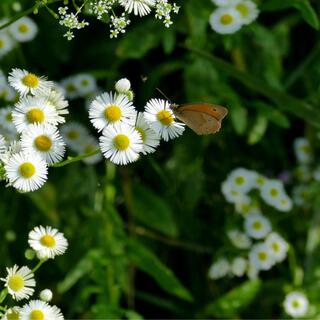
244;213;271;239
20;300;64;320
1;307;21;320
226;168;256;193
0;31;15;58
230;257;247;277
221;180;247;203
5;152;48;192
144;98;185;141
265;232;288;263
89;92;137;131
274;194;293;212
259;179;285;208
78;136;102;165
135;112;160;155
0;83;18;102
60;122;90;152
0;265;35;301
249;242;275;271
208;258;230;279
283;292;309;318
28;226;68;259
20;124;66;165
294;137;312;164
209;7;242;34
73;73;97;97
234;0;259;25
227;229;252;249
99;122;143;165
119;0;155;16
12;96;60;133
8;68;52;97
60;76;80;99
9;17;38;42
0;106;17;134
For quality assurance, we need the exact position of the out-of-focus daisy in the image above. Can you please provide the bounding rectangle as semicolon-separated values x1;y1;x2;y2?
247;261;259;279
283;291;309;318
274;194;293;212
28;226;68;259
244;213;271;239
144;99;185;141
292;185;309;206
235;0;259;25
73;73;97;97
5;152;47;192
221;180;247;203
1;307;21;320
212;0;239;5
260;179;285;208
9;17;38;42
39;289;53;302
294;137;312;164
0;31;14;58
20;124;66;165
0;265;35;301
60;76;79;99
0;140;21;164
265;232;288;263
60;122;90;152
0;106;16;133
8;68;52;97
119;0;155;16
115;78;131;93
225;168;256;193
230;257;247;277
20;300;64;320
78;136;102;165
249;242;275;271
99;122;142;165
227;229;252;249
0;83;18;102
209;7;242;34
12;96;59;133
208;258;230;279
135;112;160;155
89;92;136;132
295;165;312;183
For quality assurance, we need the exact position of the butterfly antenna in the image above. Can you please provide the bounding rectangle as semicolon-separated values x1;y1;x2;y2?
156;88;172;104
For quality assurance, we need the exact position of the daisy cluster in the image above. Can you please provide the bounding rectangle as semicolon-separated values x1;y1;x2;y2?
0;17;38;59
0;225;68;320
209;0;259;34
0;68;69;192
88;78;185;165
57;0;179;39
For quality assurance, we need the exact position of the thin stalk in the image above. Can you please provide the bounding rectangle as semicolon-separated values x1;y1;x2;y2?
32;259;47;273
52;149;100;168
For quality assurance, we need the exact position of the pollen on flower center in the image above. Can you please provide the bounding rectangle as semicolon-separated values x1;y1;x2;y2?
84;145;94;153
157;110;174;126
220;14;233;25
104;105;122;122
19;162;36;178
270;188;278;197
292;300;301;308
136;127;146;142
22;73;39;88
66;83;76;93
0;39;4;48
26;109;45;124
40;235;56;248
81;79;89;86
18;24;29;33
6;309;20;320
8;275;25;292
252;221;262;230
67;130;79;139
258;252;267;261
34;135;52;152
236;4;249;17
114;134;130;150
235;176;245;185
30;310;44;320
272;243;280;252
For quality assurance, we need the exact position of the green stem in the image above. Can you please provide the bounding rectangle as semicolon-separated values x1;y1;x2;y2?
52;149;100;168
32;259;47;273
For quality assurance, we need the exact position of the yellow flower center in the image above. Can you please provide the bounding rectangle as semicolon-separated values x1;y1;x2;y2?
18;24;29;33
113;134;130;151
272;242;280;252
84;144;94;153
136;127;146;142
220;14;233;25
300;145;311;154
252;221;262;230
6;111;13;122
0;39;4;49
258;252;267;261
231;190;239;196
30;310;44;320
270;188;279;197
104;105;122;122
6;309;20;320
235;176;245;185
34;135;52;152
236;3;249;17
66;83;76;93
157;110;173;126
67;130;79;140
19;162;36;178
81;79;89;86
40;235;56;248
26;108;45;124
22;74;39;88
8;275;25;292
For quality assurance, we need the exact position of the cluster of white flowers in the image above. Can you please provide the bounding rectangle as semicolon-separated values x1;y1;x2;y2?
0;17;38;59
88;78;185;165
0;225;68;319
209;0;259;34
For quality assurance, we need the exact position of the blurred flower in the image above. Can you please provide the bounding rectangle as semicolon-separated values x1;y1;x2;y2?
292;185;309;206
60;122;90;152
212;0;239;5
39;289;53;302
235;0;259;25
1;265;35;300
249;243;274;271
259;179;286;208
60;76;80;99
293;137;312;164
265;232;288;263
283;292;309;318
28;226;68;259
0;84;18;102
1;307;21;320
231;257;247;277
119;0;155;16
274;194;293;212
225;168;256;193
244;213;271;239
115;78;131;93
246;261;259;279
78;136;102;165
144;98;185;141
20;300;64;320
9;17;38;42
208;258;230;279
0;134;6;155
221;180;247;203
73;73;97;97
209;7;242;34
0;106;17;134
0;31;15;58
227;229;252;249
295;165;312;183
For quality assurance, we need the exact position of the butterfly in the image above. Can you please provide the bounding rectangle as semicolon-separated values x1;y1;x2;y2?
170;103;228;135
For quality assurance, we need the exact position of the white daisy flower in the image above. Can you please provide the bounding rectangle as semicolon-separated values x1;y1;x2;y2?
39;289;53;302
0;83;18;102
234;194;252;215
246;262;259;279
115;78;131;93
227;229;252;249
231;257;247;277
12;96;59;133
0;265;35;301
60;122;90;152
212;0;239;6
73;73;97;97
226;168;256;193
99;122;143;165
20;124;66;165
8;68;53;97
265;232;288;263
244;213;271;239
0;140;21;164
119;0;155;16
0;31;15;58
249;242;275;271
28;225;68;259
292;185;309;206
5;152;48;192
209;7;243;34
208;258;230;279
1;307;21;320
0;134;6;155
144;98;185;141
79;136;102;165
9;17;38;42
0;106;17;134
60;76;80;99
294;137;312;164
252;173;267;189
135;112;160;155
260;179;285;208
221;180;247;203
89;92;137;132
20;300;64;320
283;291;309;318
274;194;293;212
235;0;259;25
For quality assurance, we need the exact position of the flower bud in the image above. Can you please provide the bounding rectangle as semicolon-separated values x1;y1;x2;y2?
115;78;131;93
40;289;53;302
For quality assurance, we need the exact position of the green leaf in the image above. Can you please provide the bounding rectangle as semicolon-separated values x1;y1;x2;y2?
248;114;268;145
127;239;193;302
132;184;178;237
229;103;248;135
205;279;262;317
